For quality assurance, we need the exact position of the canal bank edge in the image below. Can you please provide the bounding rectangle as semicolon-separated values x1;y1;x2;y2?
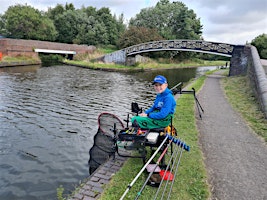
67;151;130;200
0;60;41;67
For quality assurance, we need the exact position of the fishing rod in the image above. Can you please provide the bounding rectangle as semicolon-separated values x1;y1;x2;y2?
165;133;190;152
120;134;189;200
119;135;169;200
153;140;182;200
166;143;184;200
134;138;174;200
159;143;184;200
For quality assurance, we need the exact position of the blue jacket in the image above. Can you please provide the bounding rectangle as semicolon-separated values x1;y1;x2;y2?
145;88;176;119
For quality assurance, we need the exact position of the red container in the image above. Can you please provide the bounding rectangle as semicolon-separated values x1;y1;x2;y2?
159;170;174;181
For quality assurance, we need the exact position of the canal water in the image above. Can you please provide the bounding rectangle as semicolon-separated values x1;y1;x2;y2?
0;65;217;200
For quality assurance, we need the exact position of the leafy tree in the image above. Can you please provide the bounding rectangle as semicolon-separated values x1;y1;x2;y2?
2;4;57;40
96;7;124;45
64;3;75;11
129;0;202;40
0;14;7;35
53;9;84;43
117;26;164;48
251;33;267;59
51;5;125;45
81;6;97;17
46;4;65;21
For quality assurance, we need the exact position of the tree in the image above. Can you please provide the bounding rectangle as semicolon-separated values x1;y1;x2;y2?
50;5;125;45
0;14;7;35
129;0;202;40
2;4;57;40
117;26;164;48
53;9;84;43
251;34;267;59
46;4;65;21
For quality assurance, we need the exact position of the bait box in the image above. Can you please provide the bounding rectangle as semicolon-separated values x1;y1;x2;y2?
146;132;159;144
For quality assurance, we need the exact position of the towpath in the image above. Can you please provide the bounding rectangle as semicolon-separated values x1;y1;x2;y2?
197;71;267;200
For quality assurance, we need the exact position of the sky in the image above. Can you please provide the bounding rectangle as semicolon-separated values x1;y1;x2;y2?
0;0;266;45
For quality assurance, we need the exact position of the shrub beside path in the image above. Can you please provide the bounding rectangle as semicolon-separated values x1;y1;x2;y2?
197;71;267;200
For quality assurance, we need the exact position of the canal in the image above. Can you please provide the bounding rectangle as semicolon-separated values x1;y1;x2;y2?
0;64;217;200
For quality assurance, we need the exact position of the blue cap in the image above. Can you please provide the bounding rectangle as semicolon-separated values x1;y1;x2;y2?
153;75;167;85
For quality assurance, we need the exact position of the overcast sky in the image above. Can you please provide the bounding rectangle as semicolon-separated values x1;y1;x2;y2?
0;0;266;45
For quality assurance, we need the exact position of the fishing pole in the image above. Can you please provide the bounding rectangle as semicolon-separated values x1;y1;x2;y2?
134;138;174;200
119;135;169;200
153;140;181;200
165;133;190;151
166;143;184;200
159;143;183;200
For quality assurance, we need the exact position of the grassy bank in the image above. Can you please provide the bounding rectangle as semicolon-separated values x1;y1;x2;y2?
222;75;267;142
63;59;225;71
0;55;40;63
99;75;210;200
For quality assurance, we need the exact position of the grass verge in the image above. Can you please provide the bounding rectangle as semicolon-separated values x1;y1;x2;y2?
99;75;210;200
63;59;226;72
222;75;267;142
0;55;40;62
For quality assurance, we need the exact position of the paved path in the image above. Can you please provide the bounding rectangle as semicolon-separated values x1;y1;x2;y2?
197;72;267;200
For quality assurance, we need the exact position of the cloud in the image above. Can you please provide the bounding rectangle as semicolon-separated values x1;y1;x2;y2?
182;0;267;44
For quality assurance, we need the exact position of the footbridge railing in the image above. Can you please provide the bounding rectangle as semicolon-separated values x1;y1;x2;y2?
102;40;236;64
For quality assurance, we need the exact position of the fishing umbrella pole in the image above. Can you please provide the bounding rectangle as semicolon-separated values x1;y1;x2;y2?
120;135;169;200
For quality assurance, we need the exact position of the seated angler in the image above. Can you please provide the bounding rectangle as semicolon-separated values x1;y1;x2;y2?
131;75;176;129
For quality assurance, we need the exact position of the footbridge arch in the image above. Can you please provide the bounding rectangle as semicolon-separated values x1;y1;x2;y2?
102;40;236;64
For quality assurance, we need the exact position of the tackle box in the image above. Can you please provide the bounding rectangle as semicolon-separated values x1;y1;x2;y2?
118;128;148;142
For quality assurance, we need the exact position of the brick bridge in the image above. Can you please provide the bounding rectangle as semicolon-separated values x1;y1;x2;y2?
0;38;96;59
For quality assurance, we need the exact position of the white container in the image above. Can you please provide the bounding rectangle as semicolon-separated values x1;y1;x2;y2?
146;132;159;144
146;164;161;172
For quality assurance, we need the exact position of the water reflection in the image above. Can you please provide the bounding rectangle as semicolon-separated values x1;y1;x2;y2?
0;64;206;199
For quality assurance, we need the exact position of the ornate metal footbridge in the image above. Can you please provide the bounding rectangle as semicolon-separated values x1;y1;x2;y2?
102;40;236;64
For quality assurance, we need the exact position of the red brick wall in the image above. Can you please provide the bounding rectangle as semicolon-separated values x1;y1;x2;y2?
0;38;96;58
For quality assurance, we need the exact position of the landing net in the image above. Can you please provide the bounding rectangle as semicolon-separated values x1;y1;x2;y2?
88;112;124;174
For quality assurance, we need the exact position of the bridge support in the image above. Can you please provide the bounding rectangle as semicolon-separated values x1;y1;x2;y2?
229;45;250;76
103;49;126;64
